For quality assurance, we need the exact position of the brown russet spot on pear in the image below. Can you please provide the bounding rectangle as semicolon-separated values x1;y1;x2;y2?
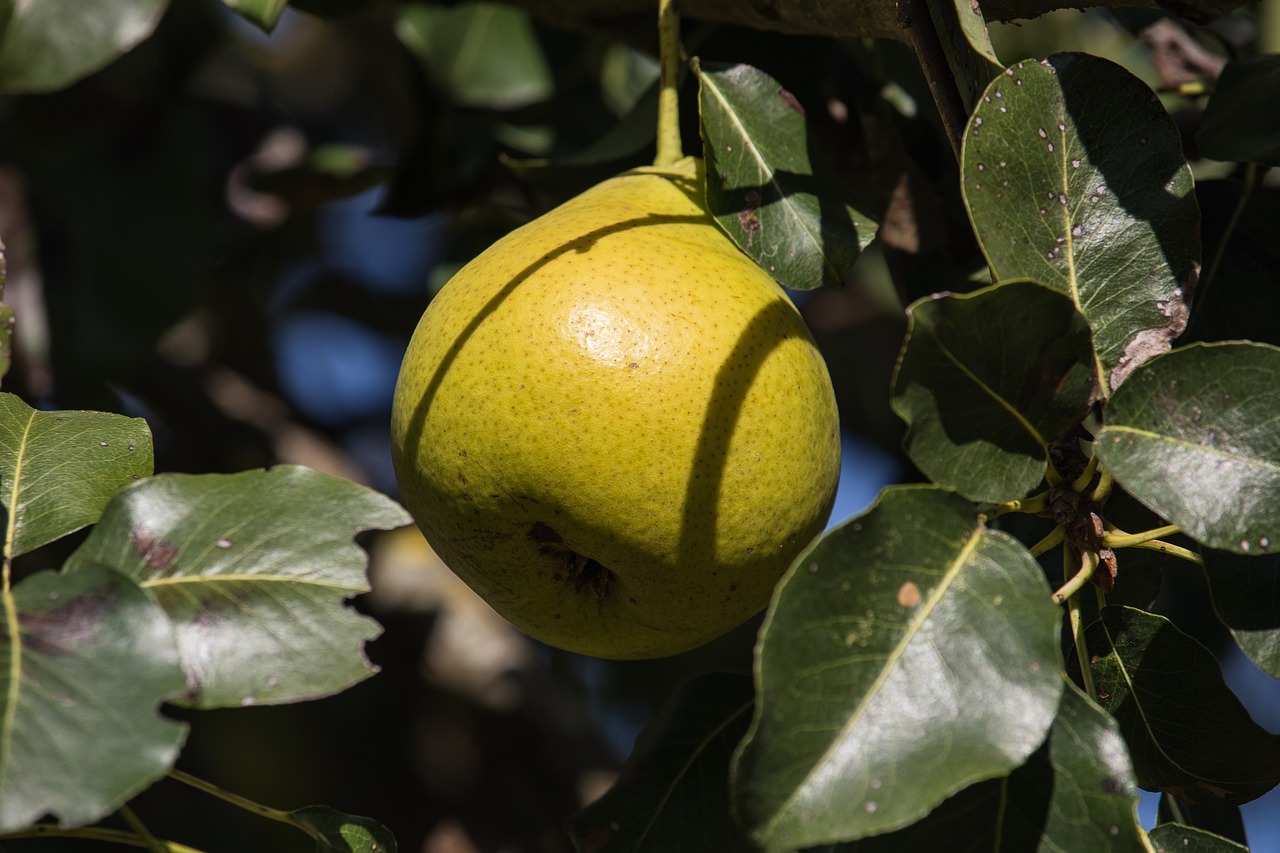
390;156;840;659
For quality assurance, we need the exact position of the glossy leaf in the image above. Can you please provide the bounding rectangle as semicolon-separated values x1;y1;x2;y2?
732;486;1063;850
0;393;153;558
0;566;187;832
65;466;411;709
293;805;398;852
1086;606;1280;806
891;279;1097;503
396;2;553;110
1096;342;1280;554
1148;824;1249;852
222;0;288;31
1198;55;1280;166
840;683;1148;852
1204;549;1280;678
696;61;877;291
0;0;168;93
961;53;1198;394
566;672;754;852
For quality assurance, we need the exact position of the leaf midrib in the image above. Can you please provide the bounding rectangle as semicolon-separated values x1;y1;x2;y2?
0;409;36;790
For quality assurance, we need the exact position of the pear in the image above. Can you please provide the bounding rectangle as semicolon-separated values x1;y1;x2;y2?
390;156;840;659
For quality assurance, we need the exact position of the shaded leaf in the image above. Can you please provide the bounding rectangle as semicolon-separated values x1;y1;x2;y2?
288;0;368;20
1203;549;1280;678
0;393;153;558
222;0;288;31
696;61;877;291
0;566;187;832
927;0;1003;112
1148;824;1250;852
1157;794;1248;848
1086;606;1280;806
65;466;411;709
0;0;168;93
1198;55;1280;166
396;2;553;110
891;279;1097;503
732;486;1063;850
566;672;754;853
292;805;398;852
961;53;1198;394
1096;342;1280;554
840;683;1148;852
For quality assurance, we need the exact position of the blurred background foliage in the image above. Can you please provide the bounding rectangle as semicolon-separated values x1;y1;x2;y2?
0;1;1276;850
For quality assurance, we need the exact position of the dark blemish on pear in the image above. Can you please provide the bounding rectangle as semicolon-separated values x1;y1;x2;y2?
529;522;617;604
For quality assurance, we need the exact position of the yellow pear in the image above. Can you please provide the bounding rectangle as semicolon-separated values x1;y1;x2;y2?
390;156;840;659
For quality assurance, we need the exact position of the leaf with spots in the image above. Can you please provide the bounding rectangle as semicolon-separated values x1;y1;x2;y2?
1083;606;1280;807
64;466;411;709
292;805;398;852
961;53;1199;396
696;60;877;291
1096;342;1280;554
0;393;154;558
731;486;1063;851
565;672;755;852
891;279;1098;503
0;566;187;832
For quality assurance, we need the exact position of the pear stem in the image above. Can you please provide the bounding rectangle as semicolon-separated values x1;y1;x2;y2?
654;0;684;167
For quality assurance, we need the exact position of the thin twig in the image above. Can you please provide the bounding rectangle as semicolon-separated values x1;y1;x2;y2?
897;0;967;162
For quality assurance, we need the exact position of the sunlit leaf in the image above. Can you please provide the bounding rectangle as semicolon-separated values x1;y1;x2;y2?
1086;606;1280;806
292;805;398;852
396;2;553;110
1204;549;1280;678
1198;55;1280;166
566;672;754;852
65;466;411;709
732;486;1063;850
0;393;153;558
961;53;1198;395
696;61;877;291
927;0;1003;112
891;279;1097;503
1096;342;1280;554
1148;823;1250;852
221;0;288;31
0;566;186;832
0;0;168;93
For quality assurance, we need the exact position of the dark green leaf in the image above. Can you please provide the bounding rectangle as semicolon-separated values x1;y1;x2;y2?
0;566;187;832
222;0;288;31
839;683;1147;852
292;805;398;852
1204;549;1280;678
288;0;368;20
0;393;153;557
696;61;877;291
396;2;553;110
0;0;168;93
1086;606;1280;806
927;0;1003;112
65;466;411;709
1148;824;1250;852
732;486;1063;850
1198;55;1280;166
566;672;754;853
891;279;1097;503
1096;342;1280;554
1157;794;1247;848
961;53;1198;394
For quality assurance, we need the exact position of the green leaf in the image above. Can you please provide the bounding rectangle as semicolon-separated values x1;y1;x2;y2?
927;0;1003;112
1086;606;1280;806
839;683;1148;852
566;672;755;853
292;805;398;852
396;2;553;110
1148;824;1250;852
0;0;168;93
288;0;368;20
891;279;1097;503
222;0;288;31
696;60;877;291
1203;549;1280;678
65;466;411;709
0;566;187;832
1096;342;1280;554
0;393;153;558
732;486;1063;850
1198;55;1280;166
961;53;1198;395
